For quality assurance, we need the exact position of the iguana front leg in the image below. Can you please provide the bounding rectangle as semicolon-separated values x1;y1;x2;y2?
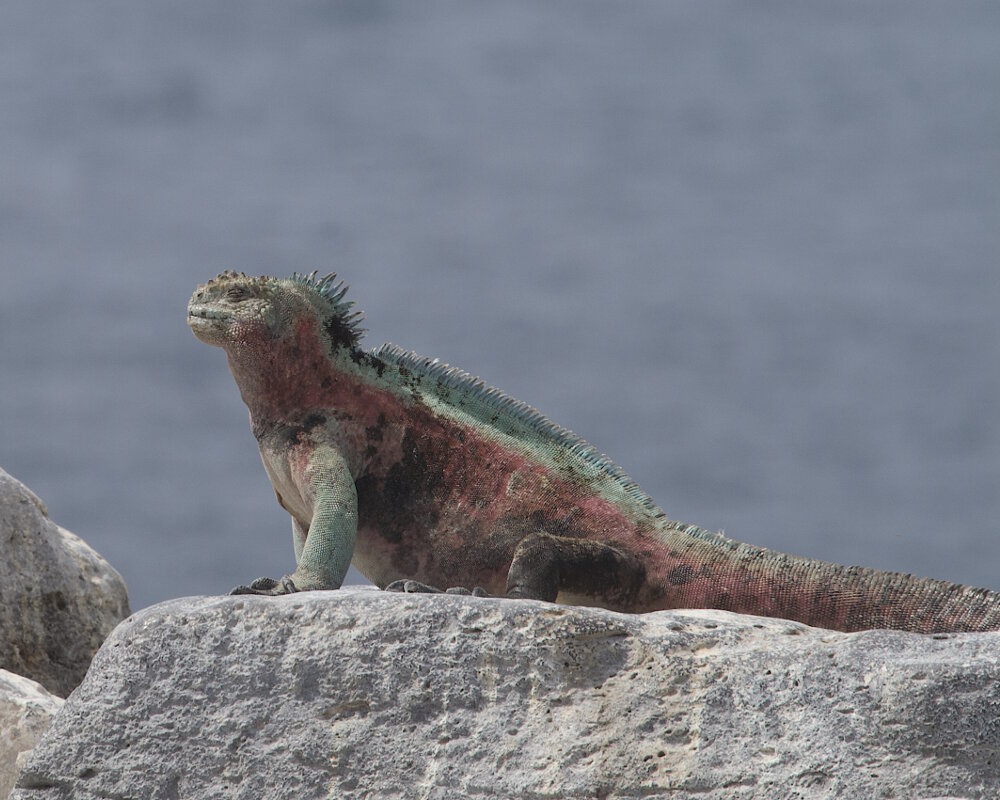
232;446;358;596
386;532;646;608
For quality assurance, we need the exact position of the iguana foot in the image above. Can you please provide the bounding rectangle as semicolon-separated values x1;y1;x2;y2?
384;579;441;594
450;586;490;597
230;575;299;596
385;580;490;597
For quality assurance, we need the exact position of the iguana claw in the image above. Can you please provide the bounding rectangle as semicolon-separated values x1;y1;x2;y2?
385;580;490;597
230;576;299;596
385;579;442;594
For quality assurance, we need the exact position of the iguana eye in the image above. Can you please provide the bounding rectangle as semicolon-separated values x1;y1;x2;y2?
226;286;251;302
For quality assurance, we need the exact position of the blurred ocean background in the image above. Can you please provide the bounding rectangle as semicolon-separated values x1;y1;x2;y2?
1;2;997;612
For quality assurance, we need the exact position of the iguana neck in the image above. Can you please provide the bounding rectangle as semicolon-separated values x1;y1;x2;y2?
222;318;365;435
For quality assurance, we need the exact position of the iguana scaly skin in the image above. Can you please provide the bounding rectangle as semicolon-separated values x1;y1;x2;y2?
188;271;1000;633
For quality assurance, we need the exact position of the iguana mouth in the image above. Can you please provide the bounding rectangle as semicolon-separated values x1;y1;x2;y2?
186;305;234;345
187;305;231;322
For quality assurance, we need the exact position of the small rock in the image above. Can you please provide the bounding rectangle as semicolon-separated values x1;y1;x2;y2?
0;468;130;697
11;588;1000;799
0;670;64;800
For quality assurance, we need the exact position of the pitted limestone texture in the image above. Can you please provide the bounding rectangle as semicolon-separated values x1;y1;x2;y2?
11;588;1000;799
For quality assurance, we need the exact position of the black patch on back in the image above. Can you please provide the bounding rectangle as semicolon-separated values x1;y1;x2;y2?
349;349;387;378
325;315;358;351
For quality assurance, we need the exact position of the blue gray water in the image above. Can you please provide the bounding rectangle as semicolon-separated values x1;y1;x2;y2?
1;2;998;611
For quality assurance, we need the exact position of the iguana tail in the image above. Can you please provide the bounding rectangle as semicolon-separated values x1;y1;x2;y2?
658;525;1000;633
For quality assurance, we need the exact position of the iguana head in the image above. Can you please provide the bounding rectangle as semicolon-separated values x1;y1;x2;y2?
187;271;363;352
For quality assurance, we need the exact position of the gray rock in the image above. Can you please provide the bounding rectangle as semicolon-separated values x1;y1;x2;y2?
11;588;1000;799
0;468;130;697
0;670;64;800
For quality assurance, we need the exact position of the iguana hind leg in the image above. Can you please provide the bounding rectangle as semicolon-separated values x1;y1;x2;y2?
385;532;646;610
505;532;646;608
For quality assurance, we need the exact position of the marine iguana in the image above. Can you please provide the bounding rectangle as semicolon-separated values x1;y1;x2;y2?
188;271;1000;632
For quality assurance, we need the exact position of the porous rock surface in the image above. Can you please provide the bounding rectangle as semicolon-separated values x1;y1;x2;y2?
12;588;1000;800
0;468;130;697
0;670;63;800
